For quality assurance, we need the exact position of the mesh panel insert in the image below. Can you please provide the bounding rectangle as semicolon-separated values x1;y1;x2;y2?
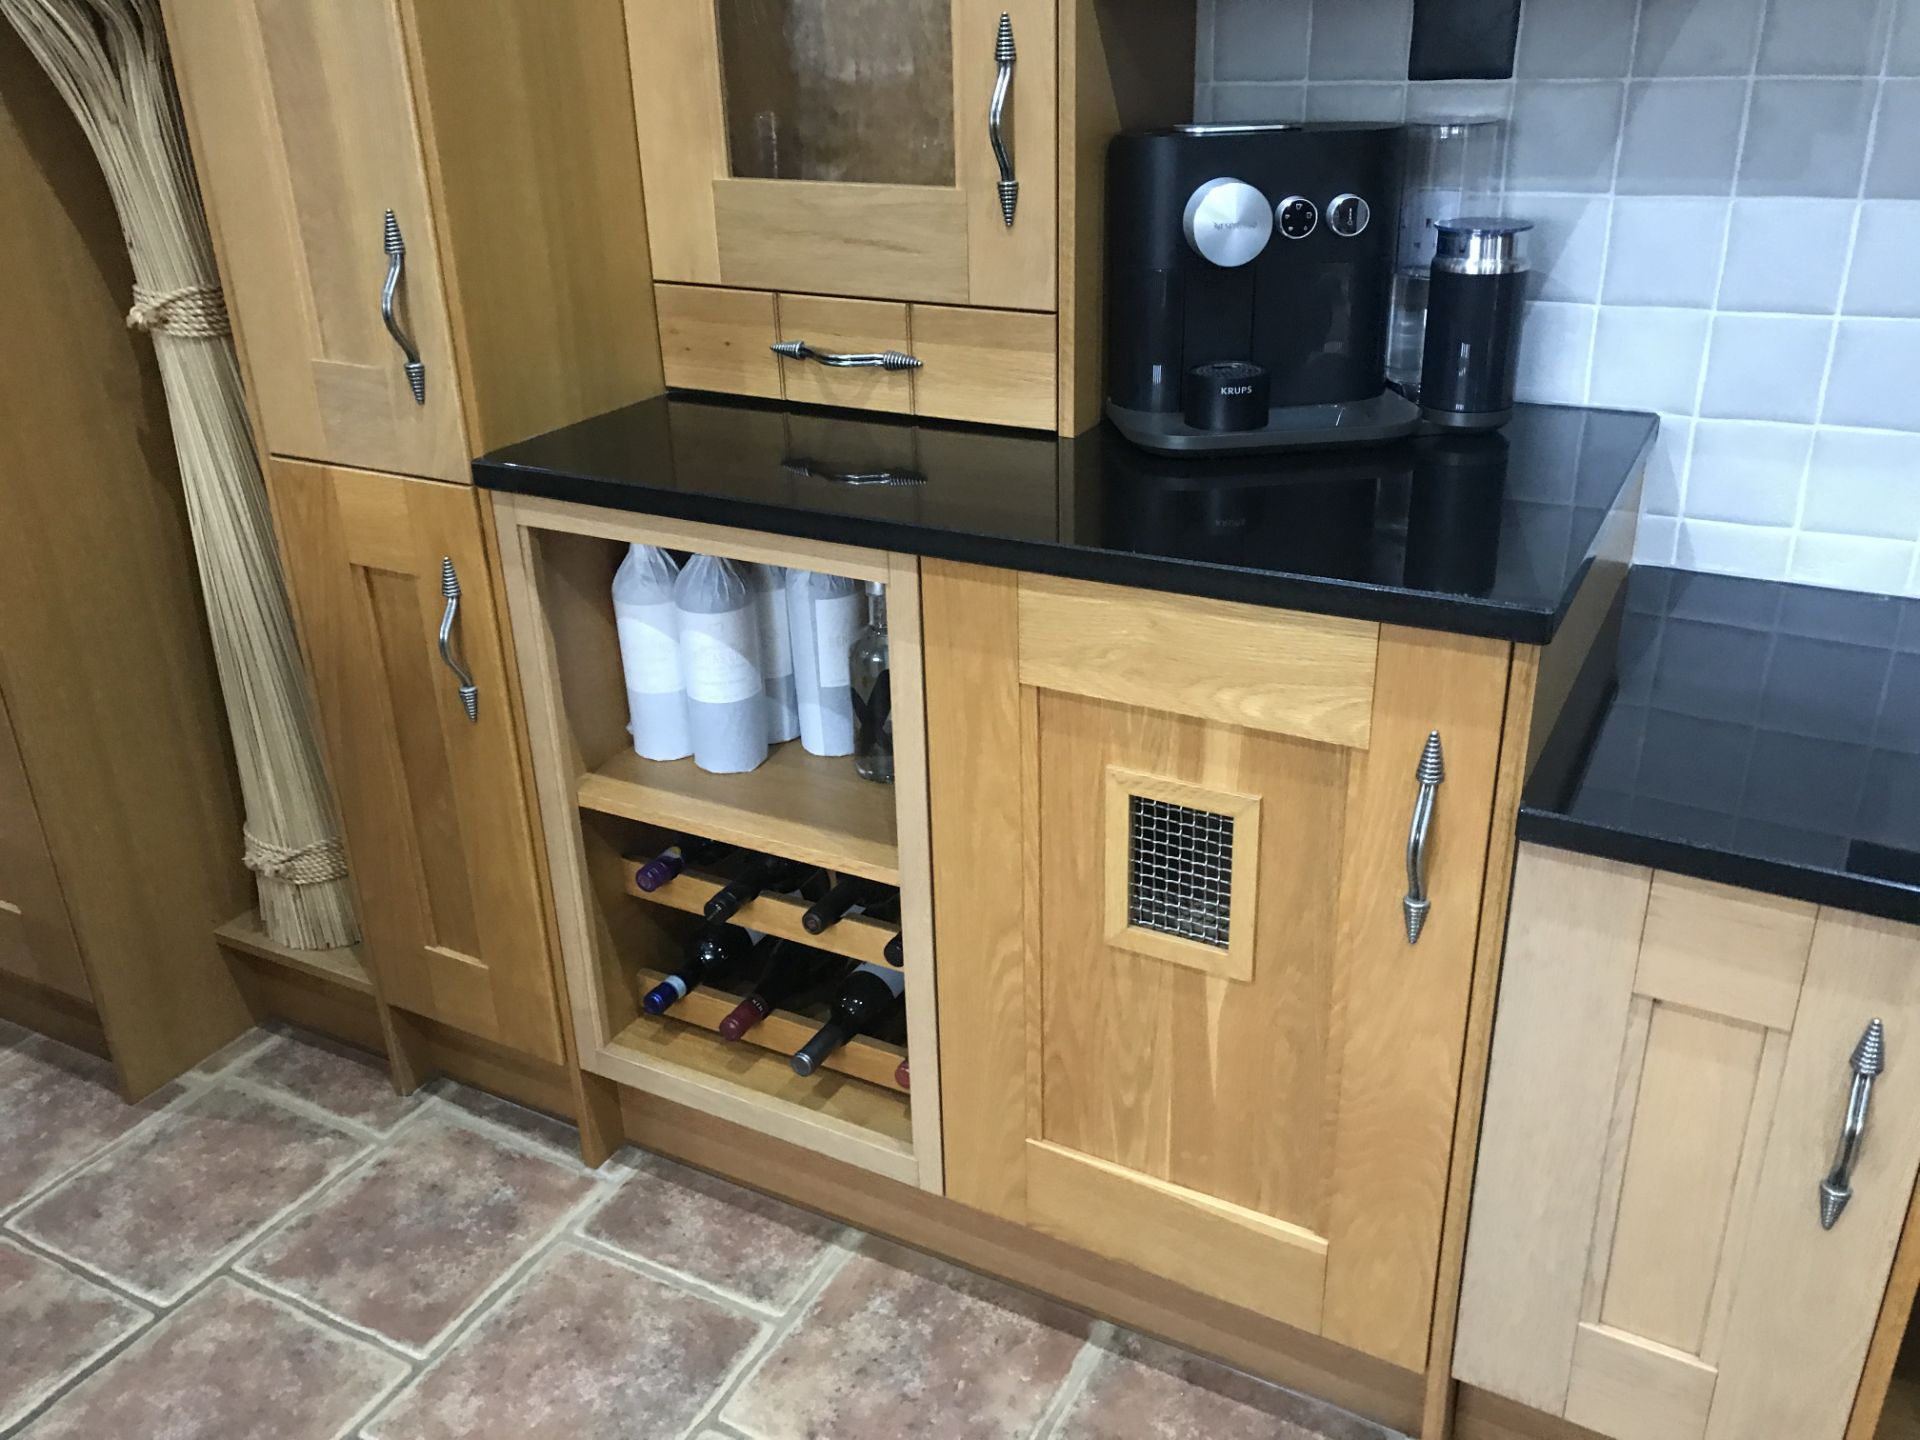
1127;794;1234;950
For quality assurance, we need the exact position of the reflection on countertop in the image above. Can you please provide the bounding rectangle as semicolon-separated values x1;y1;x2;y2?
1523;566;1920;924
476;394;1657;644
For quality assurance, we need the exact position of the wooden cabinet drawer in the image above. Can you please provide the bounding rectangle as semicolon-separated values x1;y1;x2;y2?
1455;851;1920;1440
654;284;1059;431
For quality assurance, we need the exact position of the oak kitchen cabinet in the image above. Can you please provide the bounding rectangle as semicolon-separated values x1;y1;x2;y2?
1455;846;1920;1440
265;460;565;1066
163;0;661;480
921;560;1516;1373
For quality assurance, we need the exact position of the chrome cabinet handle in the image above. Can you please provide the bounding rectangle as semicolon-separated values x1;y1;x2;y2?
437;557;478;723
1820;1019;1886;1230
1402;731;1445;944
771;340;922;371
381;210;426;405
989;12;1018;227
782;459;928;487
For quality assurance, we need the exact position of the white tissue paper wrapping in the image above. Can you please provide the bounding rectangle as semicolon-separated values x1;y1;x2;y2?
786;569;860;757
612;543;691;761
749;564;801;744
674;554;769;774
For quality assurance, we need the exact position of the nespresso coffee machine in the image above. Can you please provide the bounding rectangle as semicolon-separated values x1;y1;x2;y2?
1106;123;1422;456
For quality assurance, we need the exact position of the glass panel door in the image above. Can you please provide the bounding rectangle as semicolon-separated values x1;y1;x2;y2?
715;0;956;185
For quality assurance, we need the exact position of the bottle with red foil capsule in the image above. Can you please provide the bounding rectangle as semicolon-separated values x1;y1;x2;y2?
894;1059;910;1091
632;835;733;893
716;943;850;1040
641;923;755;1016
791;963;906;1076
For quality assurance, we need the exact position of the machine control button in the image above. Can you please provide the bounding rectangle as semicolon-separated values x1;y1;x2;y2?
1182;178;1274;267
1277;195;1319;240
1328;193;1371;237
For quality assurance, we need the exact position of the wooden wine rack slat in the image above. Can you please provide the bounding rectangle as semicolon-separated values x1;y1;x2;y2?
623;869;898;968
633;968;908;1094
577;744;899;884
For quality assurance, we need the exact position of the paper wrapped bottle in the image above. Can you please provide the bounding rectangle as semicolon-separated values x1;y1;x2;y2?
674;554;769;774
748;564;801;744
785;569;861;757
611;543;691;761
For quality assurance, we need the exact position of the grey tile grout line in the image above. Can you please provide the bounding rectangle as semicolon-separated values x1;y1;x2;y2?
1577;0;1644;413
0;1238;154;1439
1027;1318;1117;1440
675;1238;859;1440
562;1224;809;1325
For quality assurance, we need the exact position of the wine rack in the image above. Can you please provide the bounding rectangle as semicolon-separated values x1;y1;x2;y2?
492;498;941;1190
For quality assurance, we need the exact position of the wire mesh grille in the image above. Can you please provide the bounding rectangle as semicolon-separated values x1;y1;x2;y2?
1127;795;1234;950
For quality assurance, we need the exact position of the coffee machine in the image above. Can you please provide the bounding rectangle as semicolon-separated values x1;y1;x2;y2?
1105;123;1421;455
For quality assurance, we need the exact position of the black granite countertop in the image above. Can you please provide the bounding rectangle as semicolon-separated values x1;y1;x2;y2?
475;395;1656;644
1522;566;1920;925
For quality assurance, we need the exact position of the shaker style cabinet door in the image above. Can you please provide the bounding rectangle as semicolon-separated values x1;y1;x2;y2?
628;0;1057;311
164;0;467;482
1455;850;1920;1440
266;461;563;1064
921;562;1513;1372
0;686;89;1004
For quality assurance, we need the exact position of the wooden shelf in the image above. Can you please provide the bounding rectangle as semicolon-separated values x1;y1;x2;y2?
597;1014;914;1183
632;966;906;1093
623;868;899;969
577;743;899;883
215;911;374;996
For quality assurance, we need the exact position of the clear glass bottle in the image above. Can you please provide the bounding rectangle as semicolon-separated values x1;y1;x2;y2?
849;581;893;784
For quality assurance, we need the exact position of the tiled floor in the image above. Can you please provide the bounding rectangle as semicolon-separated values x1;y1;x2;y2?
0;1022;1402;1440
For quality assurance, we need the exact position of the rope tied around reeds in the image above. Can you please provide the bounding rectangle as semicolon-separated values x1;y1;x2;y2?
243;830;348;886
127;281;228;338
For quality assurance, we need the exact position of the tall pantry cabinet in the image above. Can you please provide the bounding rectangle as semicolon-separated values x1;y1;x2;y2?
163;0;663;1104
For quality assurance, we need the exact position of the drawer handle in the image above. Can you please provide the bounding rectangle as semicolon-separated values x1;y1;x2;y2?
1820;1019;1886;1230
1402;730;1444;944
989;12;1018;227
782;459;928;487
771;340;922;372
381;211;427;405
437;557;479;723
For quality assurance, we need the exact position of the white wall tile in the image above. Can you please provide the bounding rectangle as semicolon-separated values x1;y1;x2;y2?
1824;320;1920;429
1718;199;1857;313
1636;514;1682;563
1757;0;1896;75
1790;533;1918;592
1406;81;1514;121
1804;429;1920;538
1603;198;1729;306
1866;83;1920;198
1617;80;1747;195
1894;0;1920;74
1517;0;1639;78
1302;83;1406;122
1509;194;1611;302
1846;202;1920;317
1207;82;1307;123
1677;518;1795;577
1699;314;1835;423
1212;0;1310;82
1309;0;1413;80
1741;80;1877;197
1685;420;1813;525
1508;82;1626;192
1589;308;1711;412
1513;302;1597;403
1641;416;1695;514
1634;0;1767;76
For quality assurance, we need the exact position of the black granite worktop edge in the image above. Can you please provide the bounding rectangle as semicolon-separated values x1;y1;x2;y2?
476;455;1598;643
1517;566;1920;928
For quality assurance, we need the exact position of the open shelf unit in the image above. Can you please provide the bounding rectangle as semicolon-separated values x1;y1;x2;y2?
215;910;373;997
492;493;941;1192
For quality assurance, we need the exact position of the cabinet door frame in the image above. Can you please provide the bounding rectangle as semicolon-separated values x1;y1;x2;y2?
267;460;563;1063
627;0;1057;310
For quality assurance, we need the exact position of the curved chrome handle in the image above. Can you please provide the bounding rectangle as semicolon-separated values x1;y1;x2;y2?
782;459;928;487
989;12;1018;227
770;340;922;371
381;210;426;405
1402;731;1445;944
437;557;478;723
1820;1019;1886;1230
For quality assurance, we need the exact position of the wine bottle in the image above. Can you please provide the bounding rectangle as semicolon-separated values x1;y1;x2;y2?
894;1059;910;1091
850;581;893;784
791;963;906;1076
857;892;904;968
883;932;905;968
716;943;852;1040
800;876;896;935
632;836;733;893
702;854;818;922
641;923;754;1016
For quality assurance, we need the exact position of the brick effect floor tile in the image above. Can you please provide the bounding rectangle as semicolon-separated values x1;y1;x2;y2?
0;1237;149;1430
229;1030;420;1132
0;1036;180;1213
